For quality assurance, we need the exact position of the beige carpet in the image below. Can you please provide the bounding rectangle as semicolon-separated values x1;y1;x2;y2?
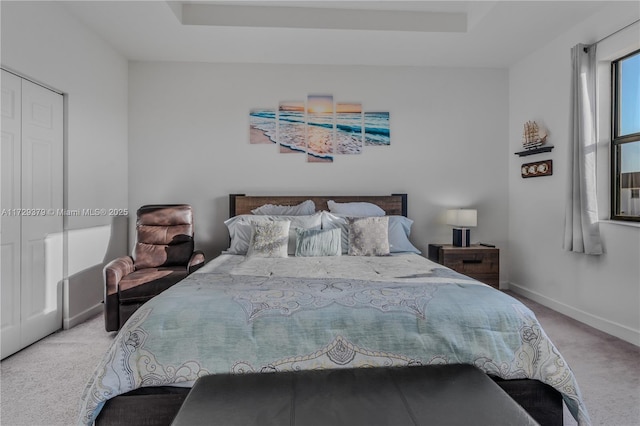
506;291;640;426
1;292;638;426
0;315;115;426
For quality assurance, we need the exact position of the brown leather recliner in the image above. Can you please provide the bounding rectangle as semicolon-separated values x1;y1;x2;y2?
104;204;205;331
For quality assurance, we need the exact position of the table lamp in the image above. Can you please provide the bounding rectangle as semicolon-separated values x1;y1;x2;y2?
446;209;477;247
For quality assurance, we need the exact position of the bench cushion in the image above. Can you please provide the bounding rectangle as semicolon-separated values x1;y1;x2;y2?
171;364;538;426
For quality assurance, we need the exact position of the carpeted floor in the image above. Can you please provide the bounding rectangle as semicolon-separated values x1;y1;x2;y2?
0;291;638;426
0;315;115;426
506;292;640;426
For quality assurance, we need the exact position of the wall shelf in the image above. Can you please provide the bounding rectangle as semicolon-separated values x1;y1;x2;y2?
514;145;554;157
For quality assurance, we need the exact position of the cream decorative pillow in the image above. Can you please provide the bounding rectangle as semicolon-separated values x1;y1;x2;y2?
246;221;290;258
347;216;390;256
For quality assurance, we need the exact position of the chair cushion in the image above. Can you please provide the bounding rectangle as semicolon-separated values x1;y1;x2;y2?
137;224;193;245
134;240;194;269
138;204;193;226
133;205;195;269
118;266;188;304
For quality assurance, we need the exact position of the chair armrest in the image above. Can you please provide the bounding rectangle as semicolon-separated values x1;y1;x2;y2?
104;256;135;332
104;256;135;295
188;250;205;274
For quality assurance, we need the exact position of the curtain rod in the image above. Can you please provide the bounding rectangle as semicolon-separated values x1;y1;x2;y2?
587;18;639;50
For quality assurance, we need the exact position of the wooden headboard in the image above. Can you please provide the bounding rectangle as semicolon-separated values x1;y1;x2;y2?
229;194;408;217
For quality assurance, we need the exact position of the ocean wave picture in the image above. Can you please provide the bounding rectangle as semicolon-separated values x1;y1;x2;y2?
364;112;390;146
306;94;334;163
249;108;277;144
278;101;306;154
248;94;390;162
336;103;363;155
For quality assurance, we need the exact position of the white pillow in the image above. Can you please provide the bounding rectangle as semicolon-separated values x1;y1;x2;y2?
327;200;385;217
321;212;420;254
246;221;290;258
251;200;316;216
225;212;322;255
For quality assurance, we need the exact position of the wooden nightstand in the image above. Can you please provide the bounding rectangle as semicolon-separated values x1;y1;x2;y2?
428;244;500;289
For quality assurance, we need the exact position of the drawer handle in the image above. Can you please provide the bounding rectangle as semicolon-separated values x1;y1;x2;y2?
462;259;482;264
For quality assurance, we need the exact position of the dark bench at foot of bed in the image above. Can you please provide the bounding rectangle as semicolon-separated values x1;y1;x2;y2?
95;370;562;426
170;365;539;426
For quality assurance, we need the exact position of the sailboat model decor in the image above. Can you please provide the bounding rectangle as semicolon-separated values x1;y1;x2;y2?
514;120;553;157
521;121;547;149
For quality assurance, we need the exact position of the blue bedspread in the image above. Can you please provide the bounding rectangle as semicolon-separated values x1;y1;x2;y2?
78;254;590;425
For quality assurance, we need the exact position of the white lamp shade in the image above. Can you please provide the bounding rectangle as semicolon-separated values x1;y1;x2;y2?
446;209;477;227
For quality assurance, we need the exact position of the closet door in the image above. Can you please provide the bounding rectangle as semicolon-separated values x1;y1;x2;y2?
19;78;64;349
1;70;63;359
1;71;23;357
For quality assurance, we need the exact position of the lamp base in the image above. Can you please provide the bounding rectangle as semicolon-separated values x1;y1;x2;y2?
452;228;471;247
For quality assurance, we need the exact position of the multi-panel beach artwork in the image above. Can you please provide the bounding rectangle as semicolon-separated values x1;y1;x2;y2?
249;94;390;163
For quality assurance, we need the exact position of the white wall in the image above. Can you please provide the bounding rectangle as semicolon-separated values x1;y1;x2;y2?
1;1;129;327
129;62;510;279
508;4;640;345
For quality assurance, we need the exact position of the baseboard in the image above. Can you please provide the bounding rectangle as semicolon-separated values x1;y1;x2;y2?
63;303;102;330
508;282;640;347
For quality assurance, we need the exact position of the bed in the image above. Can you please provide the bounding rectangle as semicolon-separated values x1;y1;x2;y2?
80;194;589;426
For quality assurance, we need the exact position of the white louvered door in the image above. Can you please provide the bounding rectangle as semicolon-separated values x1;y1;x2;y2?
1;70;63;359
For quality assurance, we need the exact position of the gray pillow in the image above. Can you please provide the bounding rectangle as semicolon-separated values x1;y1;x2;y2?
246;221;290;258
295;228;342;257
347;216;390;256
251;200;316;215
387;216;421;254
327;200;385;217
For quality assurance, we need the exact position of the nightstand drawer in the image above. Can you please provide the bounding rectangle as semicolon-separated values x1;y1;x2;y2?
428;244;500;289
442;252;499;275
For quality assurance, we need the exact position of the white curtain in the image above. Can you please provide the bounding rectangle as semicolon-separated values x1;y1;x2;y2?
564;43;603;255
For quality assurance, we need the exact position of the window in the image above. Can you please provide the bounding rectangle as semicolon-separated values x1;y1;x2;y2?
611;49;640;221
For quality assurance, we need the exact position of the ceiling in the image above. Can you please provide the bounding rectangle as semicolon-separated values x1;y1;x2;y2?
60;1;619;68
